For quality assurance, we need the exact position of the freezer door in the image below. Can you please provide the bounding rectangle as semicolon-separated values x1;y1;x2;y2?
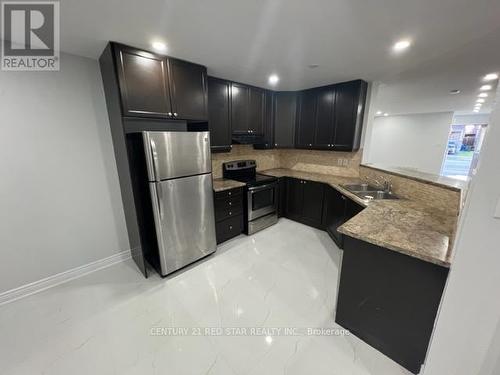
143;131;211;181
149;173;217;275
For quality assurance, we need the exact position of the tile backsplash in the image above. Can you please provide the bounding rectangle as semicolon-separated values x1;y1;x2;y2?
211;146;280;178
211;145;362;178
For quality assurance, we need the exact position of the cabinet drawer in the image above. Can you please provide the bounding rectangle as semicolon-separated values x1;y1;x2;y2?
214;187;244;200
215;197;244;222
216;215;243;244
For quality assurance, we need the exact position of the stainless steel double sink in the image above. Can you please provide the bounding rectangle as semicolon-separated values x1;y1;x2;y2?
342;183;400;201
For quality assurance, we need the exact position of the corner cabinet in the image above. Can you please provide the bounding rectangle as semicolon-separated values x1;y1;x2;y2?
114;43;207;121
295;80;367;151
323;187;364;248
285;178;325;229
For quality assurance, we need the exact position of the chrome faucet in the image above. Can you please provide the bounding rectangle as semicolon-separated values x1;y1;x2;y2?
364;175;393;193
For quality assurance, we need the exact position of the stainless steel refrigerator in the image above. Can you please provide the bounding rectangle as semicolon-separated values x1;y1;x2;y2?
142;131;217;276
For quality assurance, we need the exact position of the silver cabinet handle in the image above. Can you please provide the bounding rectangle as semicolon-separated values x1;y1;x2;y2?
229;202;232;206
229;225;233;230
228;191;232;196
173;113;178;117
168;112;172;116
229;211;232;215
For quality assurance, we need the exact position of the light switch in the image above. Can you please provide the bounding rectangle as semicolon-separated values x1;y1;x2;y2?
495;197;500;219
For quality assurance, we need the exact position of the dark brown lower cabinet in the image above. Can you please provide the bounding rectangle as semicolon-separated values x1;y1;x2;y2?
277;177;287;218
214;187;244;244
323;187;364;248
216;215;244;244
285;177;325;229
336;236;449;374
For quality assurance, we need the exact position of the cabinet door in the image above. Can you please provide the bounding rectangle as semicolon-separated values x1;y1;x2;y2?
277;177;287;218
323;187;347;246
314;86;335;149
274;92;297;148
333;80;367;151
231;83;249;133
295;89;317;148
285;178;303;220
344;197;364;221
116;46;172;118
207;77;231;152
248;87;265;135
260;90;275;147
301;180;325;228
168;58;208;121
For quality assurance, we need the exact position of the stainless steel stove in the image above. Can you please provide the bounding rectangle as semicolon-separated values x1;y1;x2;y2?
223;160;278;234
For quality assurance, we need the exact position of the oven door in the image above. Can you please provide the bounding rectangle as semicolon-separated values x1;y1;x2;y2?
247;182;277;221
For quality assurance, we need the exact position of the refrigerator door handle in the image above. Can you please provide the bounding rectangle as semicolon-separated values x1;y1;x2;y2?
150;138;160;181
156;183;164;219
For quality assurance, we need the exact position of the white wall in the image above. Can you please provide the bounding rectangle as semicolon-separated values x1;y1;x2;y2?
422;88;500;374
366;111;454;174
0;53;129;294
452;113;490;126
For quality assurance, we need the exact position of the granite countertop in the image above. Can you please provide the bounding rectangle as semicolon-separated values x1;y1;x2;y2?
261;168;454;267
212;178;246;192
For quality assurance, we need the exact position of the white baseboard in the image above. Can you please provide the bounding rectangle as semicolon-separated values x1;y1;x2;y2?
0;249;132;306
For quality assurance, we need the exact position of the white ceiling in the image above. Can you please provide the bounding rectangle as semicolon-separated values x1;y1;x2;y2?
57;0;500;110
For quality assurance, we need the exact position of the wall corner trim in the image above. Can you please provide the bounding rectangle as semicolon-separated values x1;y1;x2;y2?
0;249;132;306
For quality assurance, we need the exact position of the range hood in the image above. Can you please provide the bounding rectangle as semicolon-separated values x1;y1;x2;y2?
231;133;265;145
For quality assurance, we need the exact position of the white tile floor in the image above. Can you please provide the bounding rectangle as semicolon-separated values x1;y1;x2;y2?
0;219;411;375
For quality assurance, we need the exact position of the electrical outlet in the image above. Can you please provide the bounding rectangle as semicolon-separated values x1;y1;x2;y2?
495;197;500;219
337;159;343;166
343;159;349;167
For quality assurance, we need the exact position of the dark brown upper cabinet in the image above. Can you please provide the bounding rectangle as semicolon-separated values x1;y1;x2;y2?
116;45;172;118
254;90;275;149
294;80;367;151
314;86;336;149
207;76;231;152
333;80;367;151
231;82;266;136
248;87;265;135
168;58;207;121
113;43;207;121
295;89;317;149
230;82;250;134
273;92;296;148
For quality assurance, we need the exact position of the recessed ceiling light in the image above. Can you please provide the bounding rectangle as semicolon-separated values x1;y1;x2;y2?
268;74;279;85
151;41;167;53
383;113;389;117
308;64;319;69
449;89;461;95
473;109;480;113
476;98;486;103
480;85;492;91
478;93;489;98
376;111;383;115
393;39;411;52
483;73;498;81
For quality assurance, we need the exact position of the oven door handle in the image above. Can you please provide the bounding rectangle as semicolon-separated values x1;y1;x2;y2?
248;183;277;192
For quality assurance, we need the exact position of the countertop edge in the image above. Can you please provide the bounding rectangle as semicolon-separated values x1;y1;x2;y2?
261;168;453;268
